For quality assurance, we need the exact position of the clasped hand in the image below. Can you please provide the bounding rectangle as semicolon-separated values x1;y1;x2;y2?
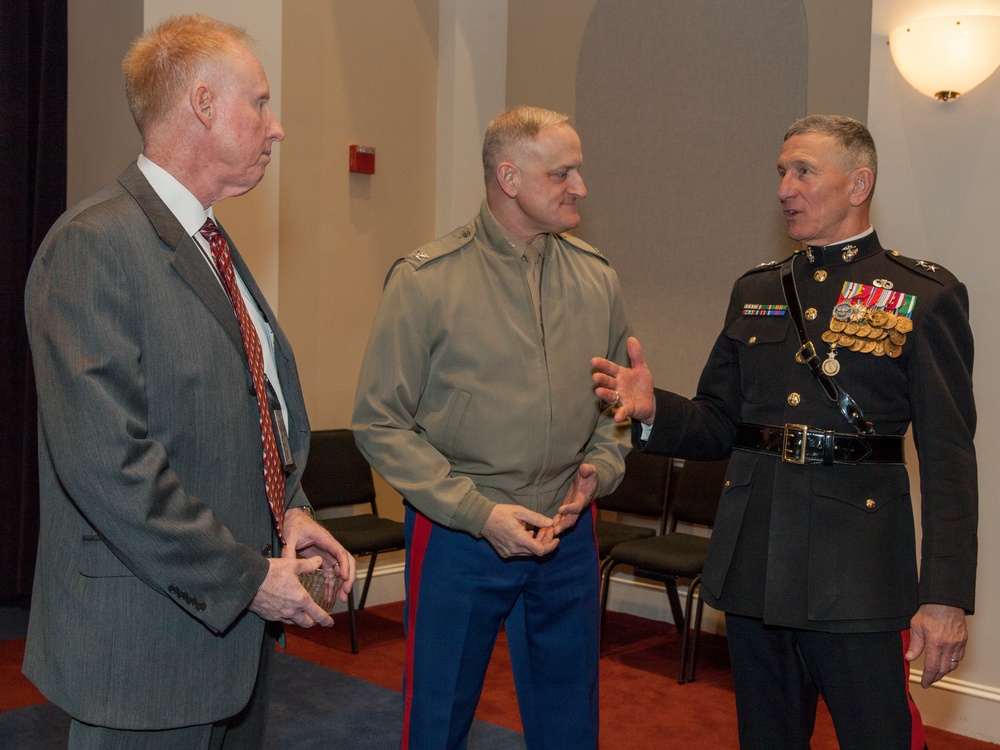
480;464;600;558
249;508;357;628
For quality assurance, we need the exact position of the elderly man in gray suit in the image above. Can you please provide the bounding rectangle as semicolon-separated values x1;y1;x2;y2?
23;15;356;749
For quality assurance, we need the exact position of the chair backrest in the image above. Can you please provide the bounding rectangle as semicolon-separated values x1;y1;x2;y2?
597;450;672;520
668;457;729;529
301;429;377;512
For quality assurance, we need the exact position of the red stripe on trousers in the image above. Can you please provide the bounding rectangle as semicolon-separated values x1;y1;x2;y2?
902;629;927;750
588;503;600;578
400;512;432;750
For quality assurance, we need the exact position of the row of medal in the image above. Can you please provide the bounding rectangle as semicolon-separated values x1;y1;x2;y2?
818;283;916;375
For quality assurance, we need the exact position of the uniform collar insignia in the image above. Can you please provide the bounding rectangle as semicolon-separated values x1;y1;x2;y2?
915;260;938;272
413;250;430;261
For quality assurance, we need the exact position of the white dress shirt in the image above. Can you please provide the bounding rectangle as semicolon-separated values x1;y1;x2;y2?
136;155;290;430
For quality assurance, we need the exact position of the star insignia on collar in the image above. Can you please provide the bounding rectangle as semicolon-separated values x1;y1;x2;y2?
413;251;431;261
915;260;938;272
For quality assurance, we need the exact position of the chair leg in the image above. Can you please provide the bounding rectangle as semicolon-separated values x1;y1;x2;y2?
688;579;705;684
677;577;697;684
598;557;612;614
357;553;378;610
346;587;359;654
664;579;685;636
599;561;617;650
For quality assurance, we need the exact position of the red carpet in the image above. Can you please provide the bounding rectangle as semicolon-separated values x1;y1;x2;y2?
285;601;999;750
0;639;46;712
3;602;995;748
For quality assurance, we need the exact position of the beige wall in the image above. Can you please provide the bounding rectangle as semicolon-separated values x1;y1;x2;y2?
434;0;508;235
506;0;597;119
66;0;143;205
278;1;439;436
278;2;440;523
869;0;1000;741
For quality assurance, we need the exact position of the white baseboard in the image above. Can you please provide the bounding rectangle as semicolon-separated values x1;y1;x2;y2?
909;671;1000;744
338;562;1000;743
329;558;405;614
603;570;727;635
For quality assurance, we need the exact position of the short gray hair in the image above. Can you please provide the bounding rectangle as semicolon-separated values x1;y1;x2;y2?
784;114;878;184
482;105;570;182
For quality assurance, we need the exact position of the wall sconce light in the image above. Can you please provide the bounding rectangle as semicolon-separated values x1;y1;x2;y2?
889;15;1000;101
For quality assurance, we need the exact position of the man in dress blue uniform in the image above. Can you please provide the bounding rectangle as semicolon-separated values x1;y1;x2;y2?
592;115;977;750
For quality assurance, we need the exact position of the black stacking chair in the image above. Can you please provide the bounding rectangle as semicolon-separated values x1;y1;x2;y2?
600;457;729;683
595;450;673;606
301;429;406;653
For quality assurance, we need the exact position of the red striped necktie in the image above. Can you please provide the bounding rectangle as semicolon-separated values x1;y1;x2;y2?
200;218;285;544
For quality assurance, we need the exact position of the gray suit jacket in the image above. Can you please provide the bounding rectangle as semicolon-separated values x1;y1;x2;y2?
23;163;311;729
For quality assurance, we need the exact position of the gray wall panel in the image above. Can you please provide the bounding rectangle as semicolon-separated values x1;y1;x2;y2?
574;0;807;396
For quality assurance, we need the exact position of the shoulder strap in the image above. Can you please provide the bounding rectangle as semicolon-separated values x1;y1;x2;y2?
780;255;875;435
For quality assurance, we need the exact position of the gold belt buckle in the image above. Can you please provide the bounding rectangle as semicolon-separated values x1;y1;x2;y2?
795;342;817;365
782;424;808;464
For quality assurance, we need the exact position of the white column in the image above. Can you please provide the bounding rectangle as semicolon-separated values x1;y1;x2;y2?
435;0;508;236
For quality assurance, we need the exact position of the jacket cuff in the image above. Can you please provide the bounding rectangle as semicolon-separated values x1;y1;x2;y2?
449;490;496;538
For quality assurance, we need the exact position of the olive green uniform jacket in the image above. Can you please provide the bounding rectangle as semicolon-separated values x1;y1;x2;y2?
354;202;632;536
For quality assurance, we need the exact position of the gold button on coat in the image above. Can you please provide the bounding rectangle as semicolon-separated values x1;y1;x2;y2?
748;336;757;346
787;393;801;406
814;270;828;282
866;498;876;509
805;308;817;320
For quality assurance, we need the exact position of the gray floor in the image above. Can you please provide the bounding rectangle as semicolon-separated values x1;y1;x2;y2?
0;597;30;640
0;600;525;750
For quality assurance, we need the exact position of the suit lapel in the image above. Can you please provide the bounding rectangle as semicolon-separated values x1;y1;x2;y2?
117;164;246;356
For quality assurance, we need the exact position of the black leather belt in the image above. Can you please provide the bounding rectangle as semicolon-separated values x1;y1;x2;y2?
734;422;905;465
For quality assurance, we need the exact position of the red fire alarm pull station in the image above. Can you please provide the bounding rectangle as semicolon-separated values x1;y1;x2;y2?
349;145;376;174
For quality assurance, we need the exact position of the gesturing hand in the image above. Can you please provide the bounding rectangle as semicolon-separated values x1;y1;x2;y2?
591;336;656;425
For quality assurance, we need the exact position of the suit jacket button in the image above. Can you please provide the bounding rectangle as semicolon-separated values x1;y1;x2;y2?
261;543;273;557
